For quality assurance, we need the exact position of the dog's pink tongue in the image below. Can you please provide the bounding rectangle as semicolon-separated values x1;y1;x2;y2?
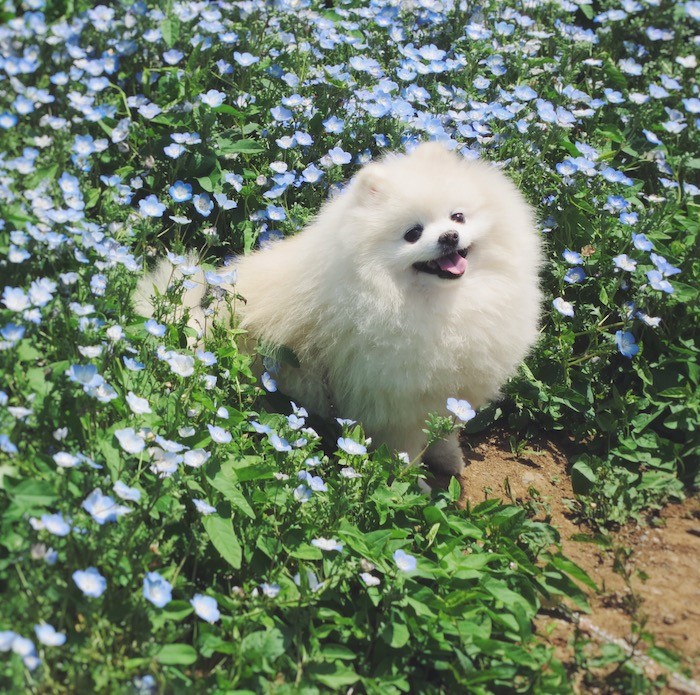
437;252;467;275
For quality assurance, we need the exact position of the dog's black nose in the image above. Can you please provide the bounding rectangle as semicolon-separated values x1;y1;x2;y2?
438;231;459;247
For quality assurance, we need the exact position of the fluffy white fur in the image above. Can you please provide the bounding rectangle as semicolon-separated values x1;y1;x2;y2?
135;143;543;475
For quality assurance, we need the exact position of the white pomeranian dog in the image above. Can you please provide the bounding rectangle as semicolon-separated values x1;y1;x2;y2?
135;142;543;476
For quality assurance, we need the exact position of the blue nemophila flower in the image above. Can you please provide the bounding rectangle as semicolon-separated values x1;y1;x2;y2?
651;253;681;277
163;143;186;159
53;452;80;468
250;420;272;435
613;254;637;271
11;635;39;671
9;245;31;263
191;594;220;623
82;488;131;525
298;470;326;491
556;159;578;177
163;49;183;65
143;571;172;608
207;424;232;444
552;298;575;317
337;437;367;456
276;135;295;149
562;248;583;264
270;105;293;122
168;181;191;205
40;512;71;537
73;567;107;598
114;427;146;454
446;398;476;422
269;432;292;452
261;371;278;392
193;193;214;217
311;537;343;552
137;103;161;120
393;549;417;572
287;412;305;430
0;323;25;346
322;115;344;134
615;330;639;358
113;481;141;502
123;357;145;371
164;352;195;377
632;233;654;251
59;370;82;397
233;51;259;66
2;287;30;312
0;435;18;456
646;270;674;293
682;97;700;114
294;484;312;502
211;191;236;210
2;631;20;652
126;391;152;415
326;146;352;166
139;195;166;217
193;499;216;515
34;624;66;647
266;205;286;221
564;267;587;284
360;572;381;587
259;583;280;598
0;113;18;128
183;448;211;468
301;163;323;183
199;89;226;107
28;277;56;307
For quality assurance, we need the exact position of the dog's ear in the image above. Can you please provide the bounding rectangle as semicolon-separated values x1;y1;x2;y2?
352;162;386;199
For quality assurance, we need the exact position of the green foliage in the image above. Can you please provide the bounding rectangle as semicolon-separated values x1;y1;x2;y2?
0;0;698;691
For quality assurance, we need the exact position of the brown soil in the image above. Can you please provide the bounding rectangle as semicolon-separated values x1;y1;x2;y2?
455;429;700;693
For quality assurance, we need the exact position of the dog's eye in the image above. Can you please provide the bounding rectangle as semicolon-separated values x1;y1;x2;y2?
450;212;465;224
403;225;423;243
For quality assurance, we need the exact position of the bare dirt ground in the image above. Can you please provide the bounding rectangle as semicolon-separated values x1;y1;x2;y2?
455;429;700;693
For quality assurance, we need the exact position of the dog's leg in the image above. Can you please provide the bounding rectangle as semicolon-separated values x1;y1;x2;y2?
422;432;465;476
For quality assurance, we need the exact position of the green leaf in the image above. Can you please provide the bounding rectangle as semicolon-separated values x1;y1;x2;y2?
214;138;266;155
162;600;194;621
549;553;597;591
6;479;56;510
155;644;197;666
382;621;410;648
448;475;461;502
208;471;256;519
160;17;180;48
286;543;322;560
240;629;285;662
320;644;357;661
203;515;242;569
308;662;360;688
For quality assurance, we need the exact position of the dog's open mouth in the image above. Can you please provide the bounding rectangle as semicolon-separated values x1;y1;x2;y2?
413;247;470;279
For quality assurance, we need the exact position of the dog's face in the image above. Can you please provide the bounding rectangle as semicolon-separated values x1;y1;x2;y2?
347;143;497;289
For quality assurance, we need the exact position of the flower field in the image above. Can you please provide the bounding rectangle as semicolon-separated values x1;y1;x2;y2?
0;0;698;691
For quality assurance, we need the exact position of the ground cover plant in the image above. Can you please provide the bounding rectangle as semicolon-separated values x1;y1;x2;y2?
0;0;698;691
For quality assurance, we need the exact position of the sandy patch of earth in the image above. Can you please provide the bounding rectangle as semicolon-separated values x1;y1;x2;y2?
454;429;700;692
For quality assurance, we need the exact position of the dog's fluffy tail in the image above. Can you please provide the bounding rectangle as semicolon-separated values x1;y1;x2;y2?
133;255;208;334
